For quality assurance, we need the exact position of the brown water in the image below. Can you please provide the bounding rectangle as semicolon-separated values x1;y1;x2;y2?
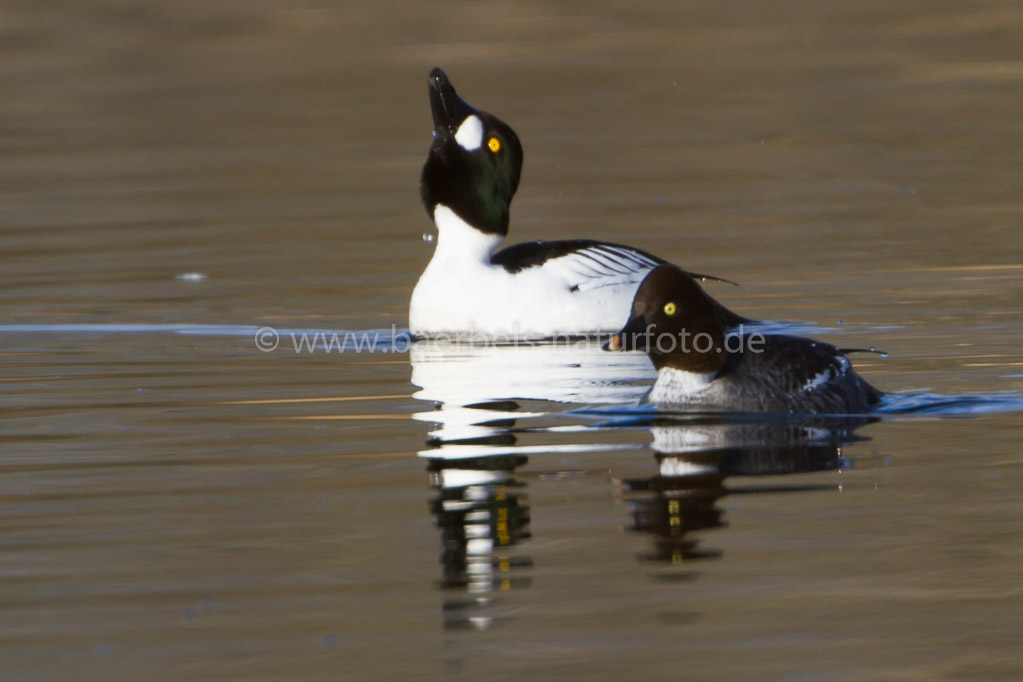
3;1;1023;680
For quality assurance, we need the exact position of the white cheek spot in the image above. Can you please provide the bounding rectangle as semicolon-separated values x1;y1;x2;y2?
455;115;484;151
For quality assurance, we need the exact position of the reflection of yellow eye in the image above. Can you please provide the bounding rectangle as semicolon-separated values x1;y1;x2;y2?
488;137;501;153
664;302;677;316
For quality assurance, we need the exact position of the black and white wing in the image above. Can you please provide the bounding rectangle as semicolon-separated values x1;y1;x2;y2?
491;239;662;291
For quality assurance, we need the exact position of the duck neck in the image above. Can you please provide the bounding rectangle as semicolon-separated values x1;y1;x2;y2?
431;204;503;265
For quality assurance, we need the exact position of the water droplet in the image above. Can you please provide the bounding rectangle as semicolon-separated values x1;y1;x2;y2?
869;346;876;352
176;272;207;282
880;352;889;359
837;319;845;325
422;233;434;243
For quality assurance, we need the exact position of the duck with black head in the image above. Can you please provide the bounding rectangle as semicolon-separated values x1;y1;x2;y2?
410;68;747;339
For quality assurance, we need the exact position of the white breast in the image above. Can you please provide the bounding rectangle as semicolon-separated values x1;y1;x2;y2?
409;205;654;338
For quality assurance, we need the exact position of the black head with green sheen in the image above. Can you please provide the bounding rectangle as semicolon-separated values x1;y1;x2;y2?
420;68;524;237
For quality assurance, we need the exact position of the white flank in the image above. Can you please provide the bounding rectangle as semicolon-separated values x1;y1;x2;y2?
802;369;833;392
803;355;849;391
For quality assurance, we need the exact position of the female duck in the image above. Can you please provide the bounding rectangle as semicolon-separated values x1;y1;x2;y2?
608;265;883;414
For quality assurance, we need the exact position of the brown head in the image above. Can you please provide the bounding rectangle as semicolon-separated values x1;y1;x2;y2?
607;265;727;373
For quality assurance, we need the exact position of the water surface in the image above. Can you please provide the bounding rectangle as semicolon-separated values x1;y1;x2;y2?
3;1;1023;680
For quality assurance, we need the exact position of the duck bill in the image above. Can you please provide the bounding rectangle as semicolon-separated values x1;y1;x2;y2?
428;68;477;136
604;315;649;352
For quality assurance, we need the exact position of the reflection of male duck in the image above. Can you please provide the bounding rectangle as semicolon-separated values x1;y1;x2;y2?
412;338;653;633
411;339;651;405
625;420;870;564
425;454;532;631
410;338;652;444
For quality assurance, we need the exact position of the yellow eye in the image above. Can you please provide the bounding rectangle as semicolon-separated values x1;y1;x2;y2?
663;302;677;316
487;137;501;153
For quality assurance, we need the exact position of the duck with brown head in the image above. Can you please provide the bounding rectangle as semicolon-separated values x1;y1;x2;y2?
609;265;884;414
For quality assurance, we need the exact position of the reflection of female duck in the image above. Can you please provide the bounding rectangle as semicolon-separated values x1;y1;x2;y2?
625;420;868;564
